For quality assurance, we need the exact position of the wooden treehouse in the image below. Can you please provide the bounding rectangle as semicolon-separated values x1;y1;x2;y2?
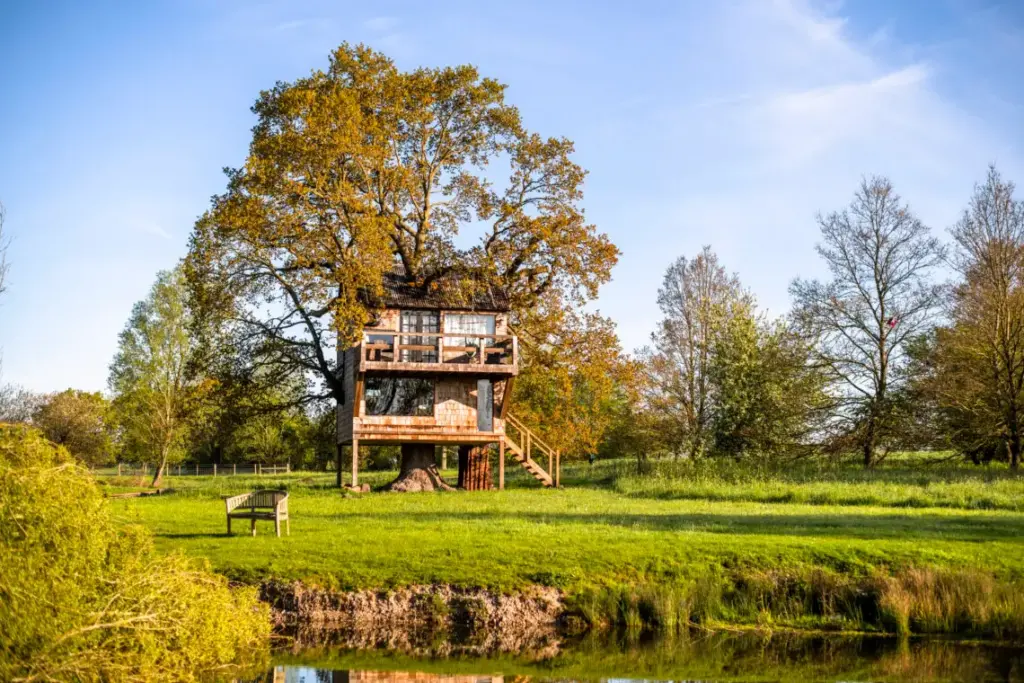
336;271;560;491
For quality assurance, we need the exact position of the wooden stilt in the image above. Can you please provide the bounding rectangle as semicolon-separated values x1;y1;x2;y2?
336;442;343;488
499;439;505;490
351;439;359;487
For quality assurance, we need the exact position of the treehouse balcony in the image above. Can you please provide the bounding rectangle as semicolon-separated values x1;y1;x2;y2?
358;331;518;376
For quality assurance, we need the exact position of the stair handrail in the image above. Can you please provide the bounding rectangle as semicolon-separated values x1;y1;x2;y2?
505;413;557;458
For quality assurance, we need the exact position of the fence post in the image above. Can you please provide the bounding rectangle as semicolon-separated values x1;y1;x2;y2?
117;463;122;477
233;464;237;476
287;463;291;474
213;463;217;477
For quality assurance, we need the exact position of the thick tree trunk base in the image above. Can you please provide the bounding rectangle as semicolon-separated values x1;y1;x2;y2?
150;463;165;489
458;445;492;491
385;444;453;492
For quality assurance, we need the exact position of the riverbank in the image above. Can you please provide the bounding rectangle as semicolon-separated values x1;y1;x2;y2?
107;457;1024;640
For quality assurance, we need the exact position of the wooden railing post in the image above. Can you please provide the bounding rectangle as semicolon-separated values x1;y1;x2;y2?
556;450;561;487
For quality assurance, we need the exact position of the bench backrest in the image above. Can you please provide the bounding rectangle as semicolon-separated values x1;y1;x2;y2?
225;490;288;513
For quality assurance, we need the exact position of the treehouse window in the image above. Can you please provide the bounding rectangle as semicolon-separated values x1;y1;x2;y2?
365;377;434;416
400;310;439;362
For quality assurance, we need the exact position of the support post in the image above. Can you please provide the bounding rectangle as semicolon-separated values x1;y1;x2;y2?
336;443;343;487
556;450;561;488
499;438;505;490
351;439;359;487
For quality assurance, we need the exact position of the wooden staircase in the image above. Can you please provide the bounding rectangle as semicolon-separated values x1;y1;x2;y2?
503;414;559;488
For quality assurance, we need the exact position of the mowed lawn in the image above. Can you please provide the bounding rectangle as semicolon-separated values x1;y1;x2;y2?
109;465;1024;593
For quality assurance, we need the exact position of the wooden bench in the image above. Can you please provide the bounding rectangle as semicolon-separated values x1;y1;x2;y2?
225;490;289;537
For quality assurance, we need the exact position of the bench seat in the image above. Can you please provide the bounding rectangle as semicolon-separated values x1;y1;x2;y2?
225;490;289;537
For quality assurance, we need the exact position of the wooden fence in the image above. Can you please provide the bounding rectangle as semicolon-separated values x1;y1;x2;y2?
104;463;291;477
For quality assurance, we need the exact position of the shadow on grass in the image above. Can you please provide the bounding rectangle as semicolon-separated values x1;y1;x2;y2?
159;532;234;539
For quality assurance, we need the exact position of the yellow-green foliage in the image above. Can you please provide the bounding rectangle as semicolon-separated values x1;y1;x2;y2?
0;425;270;682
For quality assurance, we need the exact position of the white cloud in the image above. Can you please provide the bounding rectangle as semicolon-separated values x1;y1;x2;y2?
140;222;172;240
363;16;398;32
602;0;1017;352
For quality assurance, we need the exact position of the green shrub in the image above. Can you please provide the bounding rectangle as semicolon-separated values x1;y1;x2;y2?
0;425;270;681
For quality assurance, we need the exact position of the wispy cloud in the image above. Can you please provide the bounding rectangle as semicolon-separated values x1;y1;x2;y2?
140;223;172;240
363;16;398;32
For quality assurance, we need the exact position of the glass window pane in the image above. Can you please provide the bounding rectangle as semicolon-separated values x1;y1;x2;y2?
365;377;434;416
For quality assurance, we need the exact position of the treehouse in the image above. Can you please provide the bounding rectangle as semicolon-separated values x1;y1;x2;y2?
335;270;559;491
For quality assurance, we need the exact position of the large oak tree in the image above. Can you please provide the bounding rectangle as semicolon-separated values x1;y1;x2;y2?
186;44;618;486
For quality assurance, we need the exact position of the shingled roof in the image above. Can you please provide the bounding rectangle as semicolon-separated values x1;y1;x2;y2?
368;268;511;312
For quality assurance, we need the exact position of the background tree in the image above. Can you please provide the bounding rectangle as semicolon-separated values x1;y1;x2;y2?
710;305;828;458
32;390;114;467
511;311;638;459
109;268;205;487
790;177;943;467
639;247;748;458
187;44;617;488
0;384;41;424
928;167;1024;468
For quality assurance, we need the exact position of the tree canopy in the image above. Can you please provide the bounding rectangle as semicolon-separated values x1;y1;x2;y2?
186;43;618;406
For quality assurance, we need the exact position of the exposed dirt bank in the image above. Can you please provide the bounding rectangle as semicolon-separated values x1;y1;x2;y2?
261;581;565;655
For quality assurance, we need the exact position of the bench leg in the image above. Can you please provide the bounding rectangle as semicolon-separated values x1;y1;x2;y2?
227;516;232;535
250;518;256;537
274;516;280;538
286;517;290;536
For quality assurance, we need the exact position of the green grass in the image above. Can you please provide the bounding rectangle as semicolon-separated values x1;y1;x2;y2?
106;457;1024;637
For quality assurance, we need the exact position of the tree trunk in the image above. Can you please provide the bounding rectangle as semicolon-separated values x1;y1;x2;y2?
385;444;453;492
1010;437;1021;471
151;452;167;488
862;417;877;469
458;445;492;490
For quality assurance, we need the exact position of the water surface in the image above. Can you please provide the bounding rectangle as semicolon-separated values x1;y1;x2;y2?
248;631;1024;682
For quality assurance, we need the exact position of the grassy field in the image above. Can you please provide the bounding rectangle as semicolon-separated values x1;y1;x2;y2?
107;456;1024;637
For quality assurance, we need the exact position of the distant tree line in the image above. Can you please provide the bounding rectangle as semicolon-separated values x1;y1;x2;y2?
624;168;1024;469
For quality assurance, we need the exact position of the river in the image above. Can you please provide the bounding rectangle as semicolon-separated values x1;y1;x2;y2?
241;631;1024;682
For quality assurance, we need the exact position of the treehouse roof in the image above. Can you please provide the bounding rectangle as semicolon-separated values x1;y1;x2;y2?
367;267;511;312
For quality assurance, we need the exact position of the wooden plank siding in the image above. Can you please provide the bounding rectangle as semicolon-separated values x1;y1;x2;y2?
338;307;515;448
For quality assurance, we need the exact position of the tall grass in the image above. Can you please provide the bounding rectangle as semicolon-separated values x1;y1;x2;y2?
603;456;1024;511
566;566;1024;639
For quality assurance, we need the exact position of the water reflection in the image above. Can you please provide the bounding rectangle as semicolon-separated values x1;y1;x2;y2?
245;632;1024;683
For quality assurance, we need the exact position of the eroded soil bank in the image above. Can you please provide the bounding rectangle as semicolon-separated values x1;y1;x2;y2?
261;581;566;655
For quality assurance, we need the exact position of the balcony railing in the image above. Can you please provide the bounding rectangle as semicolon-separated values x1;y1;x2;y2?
359;331;518;371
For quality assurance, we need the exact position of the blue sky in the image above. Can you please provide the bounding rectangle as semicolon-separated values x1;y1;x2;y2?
1;0;1022;392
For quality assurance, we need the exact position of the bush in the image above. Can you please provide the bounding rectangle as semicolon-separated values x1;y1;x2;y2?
0;425;270;681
